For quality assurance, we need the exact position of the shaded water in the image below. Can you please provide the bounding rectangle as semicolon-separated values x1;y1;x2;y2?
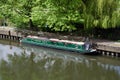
0;40;120;80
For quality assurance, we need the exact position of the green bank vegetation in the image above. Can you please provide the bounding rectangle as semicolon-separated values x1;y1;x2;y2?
0;0;120;34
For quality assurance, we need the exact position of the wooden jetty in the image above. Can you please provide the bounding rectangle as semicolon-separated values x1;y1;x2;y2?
94;39;120;57
0;27;22;41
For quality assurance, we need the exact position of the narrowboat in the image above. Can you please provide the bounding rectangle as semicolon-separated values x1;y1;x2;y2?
20;36;96;54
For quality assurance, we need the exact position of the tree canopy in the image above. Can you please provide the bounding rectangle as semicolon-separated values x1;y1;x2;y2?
0;0;120;31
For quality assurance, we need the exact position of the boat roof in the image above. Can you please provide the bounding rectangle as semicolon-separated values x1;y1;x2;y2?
27;36;84;45
27;36;49;40
50;38;84;45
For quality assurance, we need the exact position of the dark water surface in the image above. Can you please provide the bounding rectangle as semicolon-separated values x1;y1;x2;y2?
0;40;120;80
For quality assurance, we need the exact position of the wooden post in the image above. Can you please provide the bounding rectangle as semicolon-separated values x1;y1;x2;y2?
8;30;11;39
8;30;11;36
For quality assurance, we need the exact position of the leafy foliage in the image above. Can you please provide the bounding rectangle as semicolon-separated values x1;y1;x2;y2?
83;0;120;29
0;0;120;31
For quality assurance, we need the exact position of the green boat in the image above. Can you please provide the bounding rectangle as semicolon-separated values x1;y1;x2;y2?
20;36;96;54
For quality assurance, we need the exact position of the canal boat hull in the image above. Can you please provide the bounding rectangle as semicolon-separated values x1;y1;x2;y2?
20;36;96;54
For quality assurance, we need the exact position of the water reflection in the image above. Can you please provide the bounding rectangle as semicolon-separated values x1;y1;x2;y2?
0;40;120;80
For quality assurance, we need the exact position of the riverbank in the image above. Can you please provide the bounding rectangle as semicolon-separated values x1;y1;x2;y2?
0;27;120;57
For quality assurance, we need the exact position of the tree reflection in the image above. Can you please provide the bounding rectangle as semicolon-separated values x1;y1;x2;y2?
0;48;120;80
0;51;67;80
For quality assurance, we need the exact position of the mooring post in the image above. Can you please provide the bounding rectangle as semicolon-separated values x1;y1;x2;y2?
111;53;114;56
8;30;11;39
115;53;119;57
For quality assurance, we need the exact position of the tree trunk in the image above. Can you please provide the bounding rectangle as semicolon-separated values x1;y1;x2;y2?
29;18;34;30
29;18;38;31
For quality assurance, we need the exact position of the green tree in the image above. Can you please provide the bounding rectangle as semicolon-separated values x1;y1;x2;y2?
0;0;120;32
82;0;120;29
44;0;84;32
10;0;40;30
0;0;46;30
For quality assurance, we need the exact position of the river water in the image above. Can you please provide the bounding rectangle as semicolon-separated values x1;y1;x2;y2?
0;39;120;80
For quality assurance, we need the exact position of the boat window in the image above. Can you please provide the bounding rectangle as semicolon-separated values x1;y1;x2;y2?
27;38;32;41
76;45;78;48
78;45;82;49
